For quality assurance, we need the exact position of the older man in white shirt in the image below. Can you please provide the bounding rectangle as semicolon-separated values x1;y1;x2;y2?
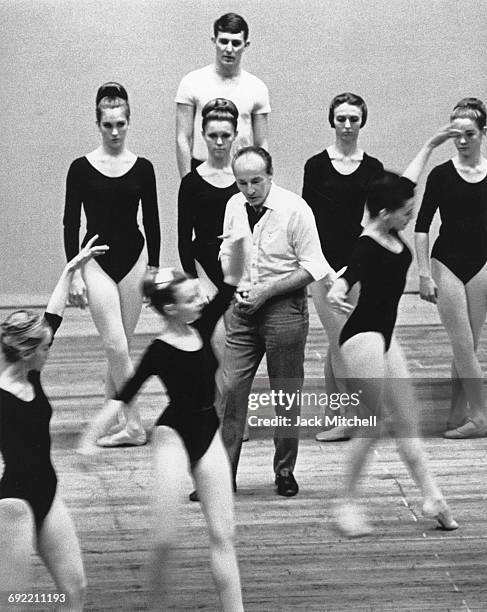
219;146;334;497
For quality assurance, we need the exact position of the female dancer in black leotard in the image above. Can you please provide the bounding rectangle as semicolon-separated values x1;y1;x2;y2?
178;98;248;447
178;97;239;291
63;82;161;447
0;236;107;607
78;238;245;611
302;93;384;442
327;128;460;537
415;98;487;438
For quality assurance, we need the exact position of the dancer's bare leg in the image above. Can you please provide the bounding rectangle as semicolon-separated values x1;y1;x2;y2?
0;499;34;597
37;495;86;611
432;259;487;431
149;426;188;611
193;432;244;612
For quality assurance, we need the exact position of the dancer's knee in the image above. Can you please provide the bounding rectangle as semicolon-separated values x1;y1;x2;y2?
104;337;130;363
396;437;422;465
449;335;476;364
208;516;235;550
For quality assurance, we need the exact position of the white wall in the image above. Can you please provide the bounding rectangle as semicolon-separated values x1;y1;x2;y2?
1;0;486;304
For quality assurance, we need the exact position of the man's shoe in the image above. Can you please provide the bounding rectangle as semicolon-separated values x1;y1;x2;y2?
275;472;299;497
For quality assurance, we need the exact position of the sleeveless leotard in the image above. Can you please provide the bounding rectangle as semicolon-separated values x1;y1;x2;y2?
339;235;412;352
63;156;161;283
115;284;235;465
302;150;384;270
178;170;238;289
415;160;487;284
0;313;61;531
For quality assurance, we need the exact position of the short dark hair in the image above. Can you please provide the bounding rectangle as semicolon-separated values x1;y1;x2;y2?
213;13;249;41
95;82;130;123
328;92;368;128
450;97;486;130
232;146;273;175
202;98;239;132
366;172;415;219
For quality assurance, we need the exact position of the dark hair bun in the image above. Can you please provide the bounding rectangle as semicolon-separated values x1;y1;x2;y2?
451;97;486;130
96;82;128;106
202;98;239;119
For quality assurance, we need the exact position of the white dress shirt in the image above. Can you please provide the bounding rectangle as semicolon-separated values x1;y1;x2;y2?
220;182;333;292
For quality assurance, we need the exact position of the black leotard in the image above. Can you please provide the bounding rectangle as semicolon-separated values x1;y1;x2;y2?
339;235;412;352
63;156;161;283
0;313;61;531
115;284;235;465
302;150;384;270
414;160;487;284
178;170;238;288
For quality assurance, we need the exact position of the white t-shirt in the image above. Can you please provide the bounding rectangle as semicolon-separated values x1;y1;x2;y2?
175;64;271;161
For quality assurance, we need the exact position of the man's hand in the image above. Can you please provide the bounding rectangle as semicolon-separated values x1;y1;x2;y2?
236;284;271;315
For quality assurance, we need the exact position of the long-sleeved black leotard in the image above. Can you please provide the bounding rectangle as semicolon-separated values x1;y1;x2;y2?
0;313;61;531
339;235;412;352
178;170;238;288
63;156;161;283
302;150;384;271
115;284;235;465
415;160;487;284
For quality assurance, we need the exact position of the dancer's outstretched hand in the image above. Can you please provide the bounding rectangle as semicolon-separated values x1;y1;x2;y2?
67;235;108;308
426;123;462;149
67;234;109;273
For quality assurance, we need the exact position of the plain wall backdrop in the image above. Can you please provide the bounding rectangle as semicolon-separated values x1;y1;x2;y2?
1;0;486;304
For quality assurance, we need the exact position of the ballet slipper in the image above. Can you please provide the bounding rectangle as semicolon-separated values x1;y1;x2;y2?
422;499;459;530
97;427;147;447
443;418;487;439
445;418;467;431
315;425;351;442
105;421;126;436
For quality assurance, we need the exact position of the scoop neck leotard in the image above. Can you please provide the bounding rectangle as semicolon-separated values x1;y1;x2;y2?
302;150;384;270
339;235;412;352
115;283;235;465
0;312;62;531
178;170;238;288
63;156;161;283
415;160;487;285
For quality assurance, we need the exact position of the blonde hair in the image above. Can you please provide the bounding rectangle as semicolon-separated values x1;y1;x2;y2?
1;310;50;363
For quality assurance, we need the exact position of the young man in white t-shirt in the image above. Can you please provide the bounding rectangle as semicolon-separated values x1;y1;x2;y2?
175;13;271;178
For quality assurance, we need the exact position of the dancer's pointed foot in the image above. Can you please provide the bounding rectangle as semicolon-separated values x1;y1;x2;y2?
97;428;147;447
443;418;487;439
315;425;351;442
422;499;459;530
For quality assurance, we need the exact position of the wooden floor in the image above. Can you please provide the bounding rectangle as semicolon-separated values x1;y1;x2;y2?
1;297;487;611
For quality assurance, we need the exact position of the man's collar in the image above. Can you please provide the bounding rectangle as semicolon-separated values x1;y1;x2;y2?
327;145;364;161
260;182;277;210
